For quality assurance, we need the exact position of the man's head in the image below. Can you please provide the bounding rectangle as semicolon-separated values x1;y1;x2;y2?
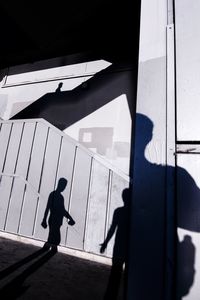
57;178;67;192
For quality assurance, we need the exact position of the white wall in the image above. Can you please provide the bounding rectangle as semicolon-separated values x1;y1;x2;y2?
175;1;200;299
0;58;111;119
128;0;168;299
64;94;132;175
0;55;134;175
175;0;200;141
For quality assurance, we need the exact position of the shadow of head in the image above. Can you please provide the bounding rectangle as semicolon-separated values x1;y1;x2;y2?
56;178;67;192
122;188;131;207
56;82;63;92
136;113;153;148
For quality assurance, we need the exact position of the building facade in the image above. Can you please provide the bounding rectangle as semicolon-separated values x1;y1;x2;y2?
0;1;199;299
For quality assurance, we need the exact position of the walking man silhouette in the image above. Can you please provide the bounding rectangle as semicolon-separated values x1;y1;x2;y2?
41;178;75;252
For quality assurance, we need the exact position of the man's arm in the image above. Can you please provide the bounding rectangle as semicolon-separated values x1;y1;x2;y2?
64;210;75;226
100;210;118;253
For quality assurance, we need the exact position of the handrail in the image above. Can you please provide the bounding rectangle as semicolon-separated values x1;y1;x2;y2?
0;173;81;237
0;173;42;199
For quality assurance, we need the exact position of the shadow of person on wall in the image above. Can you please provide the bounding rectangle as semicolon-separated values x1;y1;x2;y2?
55;82;63;93
41;177;75;252
127;113;199;300
100;188;131;300
12;62;136;131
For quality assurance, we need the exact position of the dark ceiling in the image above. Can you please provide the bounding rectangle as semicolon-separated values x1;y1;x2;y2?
0;1;141;67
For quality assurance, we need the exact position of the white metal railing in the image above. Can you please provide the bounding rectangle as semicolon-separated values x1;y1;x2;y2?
0;172;41;198
0;118;130;183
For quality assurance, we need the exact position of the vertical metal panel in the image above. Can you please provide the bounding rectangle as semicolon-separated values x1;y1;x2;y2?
176;154;200;300
166;24;176;300
55;139;76;246
106;172;129;257
33;128;61;241
0;119;132;261
84;160;109;254
175;0;200;140
19;122;48;236
128;59;167;299
5;123;36;233
0;122;23;229
167;0;174;24
66;148;91;250
0;123;12;171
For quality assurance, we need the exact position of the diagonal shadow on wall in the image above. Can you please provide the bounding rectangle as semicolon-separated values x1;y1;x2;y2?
11;63;136;131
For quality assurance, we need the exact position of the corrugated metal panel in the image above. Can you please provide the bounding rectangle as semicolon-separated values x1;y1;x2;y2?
5;122;36;233
84;160;109;254
0;123;12;171
66;148;91;250
106;172;129;257
34;128;62;240
176;154;200;300
175;0;200;141
19;122;49;236
0;119;129;258
55;139;76;246
0;122;23;229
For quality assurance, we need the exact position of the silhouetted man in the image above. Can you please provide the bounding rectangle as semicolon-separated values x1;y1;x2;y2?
41;178;75;252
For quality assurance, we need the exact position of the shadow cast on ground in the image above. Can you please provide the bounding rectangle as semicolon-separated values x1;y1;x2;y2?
0;236;121;300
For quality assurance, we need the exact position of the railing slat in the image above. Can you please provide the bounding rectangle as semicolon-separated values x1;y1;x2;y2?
33;128;62;241
66;148;91;250
0;122;23;229
84;160;109;254
0;119;130;257
19;122;49;236
0;123;12;172
5;122;36;233
55;139;76;246
106;172;129;257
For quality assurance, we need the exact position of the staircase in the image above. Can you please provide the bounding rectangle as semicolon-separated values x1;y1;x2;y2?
0;119;129;258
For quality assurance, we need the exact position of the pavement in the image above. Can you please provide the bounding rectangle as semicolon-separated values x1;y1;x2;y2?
0;233;124;300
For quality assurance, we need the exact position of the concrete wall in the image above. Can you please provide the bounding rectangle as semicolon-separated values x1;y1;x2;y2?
175;0;200;141
128;0;168;299
129;1;200;299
